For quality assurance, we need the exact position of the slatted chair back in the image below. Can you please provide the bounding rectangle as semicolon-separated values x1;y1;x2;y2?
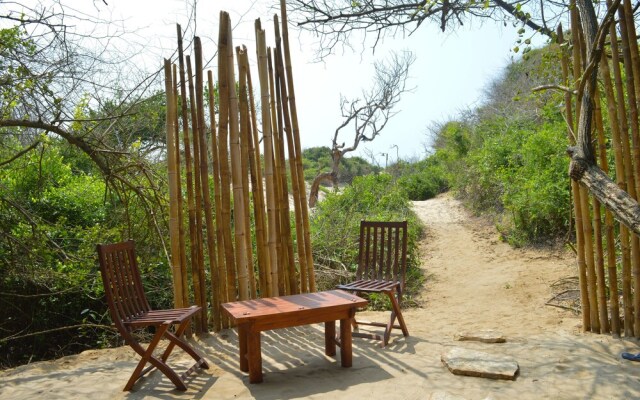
339;220;410;346
356;220;408;290
96;240;151;335
96;240;208;391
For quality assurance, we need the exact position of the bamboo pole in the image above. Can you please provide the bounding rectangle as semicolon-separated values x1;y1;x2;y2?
186;56;206;332
269;49;288;296
278;4;316;292
247;45;270;297
236;45;257;299
218;12;238;304
244;44;271;298
593;87;610;333
172;64;190;312
608;0;636;335
618;3;640;337
256;23;278;298
163;59;184;309
599;49;624;336
274;17;308;293
561;20;590;331
208;71;228;330
195;37;218;330
618;5;640;199
622;0;640;112
176;24;200;327
272;47;296;295
227;19;250;301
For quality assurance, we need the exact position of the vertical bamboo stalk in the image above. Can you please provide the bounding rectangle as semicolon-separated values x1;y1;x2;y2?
269;49;288;296
618;3;640;337
278;3;316;292
599;46;623;336
218;12;238;304
244;43;271;298
195;37;217;330
274;17;308;293
172;64;190;312
593;87;610;333
227;21;250;301
176;24;200;327
272;47;296;295
208;72;228;330
579;184;599;333
609;0;637;335
236;46;257;299
256;23;278;298
622;0;640;111
163;59;184;308
561;19;590;331
618;5;640;198
247;48;269;298
186;56;206;332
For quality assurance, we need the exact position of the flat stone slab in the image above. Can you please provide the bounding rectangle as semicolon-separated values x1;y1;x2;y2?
441;347;519;381
454;330;506;343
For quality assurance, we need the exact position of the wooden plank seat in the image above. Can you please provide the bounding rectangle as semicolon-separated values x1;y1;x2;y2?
97;240;209;391
337;221;410;347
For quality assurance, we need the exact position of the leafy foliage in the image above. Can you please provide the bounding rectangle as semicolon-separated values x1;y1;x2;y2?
422;44;570;245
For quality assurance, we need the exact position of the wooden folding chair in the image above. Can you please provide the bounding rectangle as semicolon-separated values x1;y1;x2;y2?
96;240;208;391
337;221;410;347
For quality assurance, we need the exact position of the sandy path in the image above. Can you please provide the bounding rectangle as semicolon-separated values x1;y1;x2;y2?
411;195;577;337
2;194;640;399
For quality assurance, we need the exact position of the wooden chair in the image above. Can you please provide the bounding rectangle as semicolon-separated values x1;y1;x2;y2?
96;240;208;391
337;221;410;347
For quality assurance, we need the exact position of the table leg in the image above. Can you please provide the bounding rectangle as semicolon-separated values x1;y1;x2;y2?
340;317;353;367
247;327;263;383
325;321;336;356
238;323;248;372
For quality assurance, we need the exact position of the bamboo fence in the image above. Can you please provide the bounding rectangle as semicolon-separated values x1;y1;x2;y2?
162;0;640;340
163;3;316;333
558;0;640;338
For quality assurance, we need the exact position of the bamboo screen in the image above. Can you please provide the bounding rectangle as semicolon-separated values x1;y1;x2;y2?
564;0;640;337
163;5;315;333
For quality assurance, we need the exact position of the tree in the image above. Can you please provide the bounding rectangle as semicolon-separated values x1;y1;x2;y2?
308;51;415;207
0;2;171;247
0;1;175;365
286;1;568;59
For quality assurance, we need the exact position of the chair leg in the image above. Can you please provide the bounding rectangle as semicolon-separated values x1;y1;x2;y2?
161;320;209;369
124;323;187;391
394;289;409;337
383;290;409;347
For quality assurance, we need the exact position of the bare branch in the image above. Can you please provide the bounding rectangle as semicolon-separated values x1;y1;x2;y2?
309;50;415;206
286;0;564;58
532;84;577;94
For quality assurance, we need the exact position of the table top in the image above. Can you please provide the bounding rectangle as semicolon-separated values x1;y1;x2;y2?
221;290;367;322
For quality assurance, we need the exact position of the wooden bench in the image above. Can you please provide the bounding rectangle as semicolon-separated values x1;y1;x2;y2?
222;290;368;383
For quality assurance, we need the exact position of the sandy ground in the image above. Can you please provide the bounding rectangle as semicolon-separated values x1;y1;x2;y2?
3;194;640;399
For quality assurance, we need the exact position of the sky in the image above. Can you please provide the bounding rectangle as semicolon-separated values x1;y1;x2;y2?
82;0;548;164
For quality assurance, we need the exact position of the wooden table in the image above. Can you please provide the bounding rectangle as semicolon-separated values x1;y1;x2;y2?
221;290;368;383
